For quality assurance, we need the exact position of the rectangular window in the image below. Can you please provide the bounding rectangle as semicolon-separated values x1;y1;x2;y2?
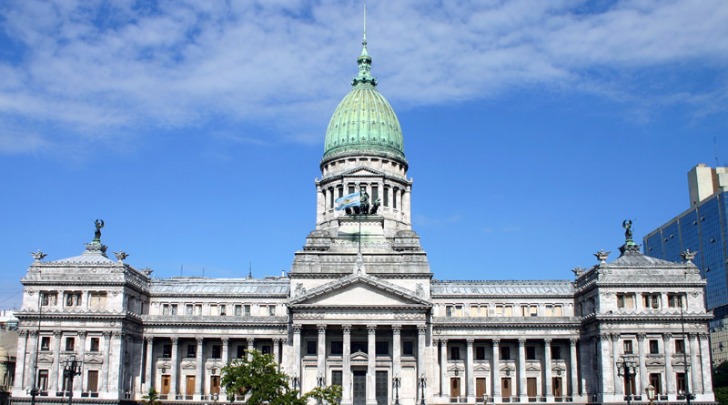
261;345;271;355
500;346;511;360
675;339;685;354
194;304;202;315
649;373;662;394
162;304;170;315
210;304;218;315
617;293;635;309
212;345;221;358
65;337;75;351
244;305;251;316
522;305;538;317
237;346;245;359
187;344;196;358
306;341;317;356
163;344;172;358
393;187;398;209
219;304;226;316
268;305;276;316
332;370;343;389
88;292;107;309
473;305;488;317
526;346;536;360
403;341;414;356
185;304;193;315
495;305;512;316
87;370;99;393
41;292;58;306
383;186;390;207
446;305;463;317
450;346;461;360
65;292;82;307
90;337;100;352
331;341;343;356
643;293;661;309
649;340;659;354
551;346;561;360
40;336;50;351
676;373;686;394
170;304;178;315
376;341;389;356
351;341;367;353
476;346;486;360
553;305;563;316
234;305;242;316
668;293;685;308
623;340;634;354
38;370;49;391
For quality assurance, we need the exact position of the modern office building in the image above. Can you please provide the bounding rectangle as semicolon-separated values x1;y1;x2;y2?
10;35;715;405
644;164;728;364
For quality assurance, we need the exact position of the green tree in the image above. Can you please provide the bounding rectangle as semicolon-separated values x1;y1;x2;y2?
221;350;341;405
715;386;728;405
142;388;162;405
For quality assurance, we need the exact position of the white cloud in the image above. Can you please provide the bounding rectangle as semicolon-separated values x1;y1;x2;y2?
0;0;726;155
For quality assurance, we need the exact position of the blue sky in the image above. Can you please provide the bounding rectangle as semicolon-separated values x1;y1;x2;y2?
1;0;727;309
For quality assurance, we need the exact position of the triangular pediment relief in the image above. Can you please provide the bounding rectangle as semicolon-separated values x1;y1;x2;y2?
351;351;368;361
289;274;431;307
340;167;386;177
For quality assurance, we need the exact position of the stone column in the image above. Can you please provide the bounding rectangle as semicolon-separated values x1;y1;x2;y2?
293;325;302;384
77;331;87;392
118;333;127;395
663;334;674;397
367;325;377;405
439;340;448;398
317;325;327;383
13;330;27;390
689;333;700;396
544;338;553;400
492;339;501;402
221;338;229;365
597;334;612;397
51;330;61;392
170;337;179;399
637;334;646;395
699;333;713;395
247;338;255;361
144;337;154;392
273;338;281;367
101;332;111;392
392;325;402;381
569;338;579;397
466;338;475;401
611;334;622;396
195;337;203;396
342;325;352;405
518;338;527;402
26;331;37;391
417;325;427;402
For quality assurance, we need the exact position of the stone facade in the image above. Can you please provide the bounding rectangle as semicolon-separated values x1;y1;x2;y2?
10;35;716;405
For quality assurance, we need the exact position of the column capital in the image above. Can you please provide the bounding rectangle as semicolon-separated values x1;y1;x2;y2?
392;324;402;334
196;336;204;344
609;333;620;341
53;330;62;337
544;337;552;346
317;324;327;334
171;337;179;344
102;331;112;338
221;337;229;344
466;338;475;346
569;337;578;346
367;325;377;334
18;329;28;337
492;338;500;347
247;338;255;346
637;333;646;341
273;338;281;344
146;336;154;344
417;324;427;334
518;337;527;346
598;333;609;341
439;339;448;345
78;331;87;338
663;333;672;340
28;330;37;337
342;324;352;334
293;324;303;333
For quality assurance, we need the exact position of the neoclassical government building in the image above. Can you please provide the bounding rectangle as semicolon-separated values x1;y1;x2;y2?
12;36;715;405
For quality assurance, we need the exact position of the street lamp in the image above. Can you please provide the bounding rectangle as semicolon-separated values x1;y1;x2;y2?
61;355;82;405
645;384;656;405
419;374;427;405
616;357;637;405
393;375;401;405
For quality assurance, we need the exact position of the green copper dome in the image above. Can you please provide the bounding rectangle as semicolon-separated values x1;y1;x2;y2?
322;39;406;163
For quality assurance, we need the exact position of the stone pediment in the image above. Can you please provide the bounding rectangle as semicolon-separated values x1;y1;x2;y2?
340;167;386;178
289;274;431;308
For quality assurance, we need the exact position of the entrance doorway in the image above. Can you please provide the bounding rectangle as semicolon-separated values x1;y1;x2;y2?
552;377;562;398
450;377;461;400
502;377;512;400
185;376;195;398
353;371;366;405
476;378;486;401
527;378;537;399
161;375;171;396
375;371;388;405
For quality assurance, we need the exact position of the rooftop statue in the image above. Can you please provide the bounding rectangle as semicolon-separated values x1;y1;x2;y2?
622;219;634;244
94;219;105;242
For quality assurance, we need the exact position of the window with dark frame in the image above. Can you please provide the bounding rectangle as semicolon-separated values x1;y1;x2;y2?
90;337;100;352
649;340;659;354
331;341;343;355
500;346;511;360
450;346;461;360
211;345;221;358
403;341;414;356
40;336;50;351
65;337;75;351
526;346;536;360
476;346;486;360
306;340;317;356
163;344;172;358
